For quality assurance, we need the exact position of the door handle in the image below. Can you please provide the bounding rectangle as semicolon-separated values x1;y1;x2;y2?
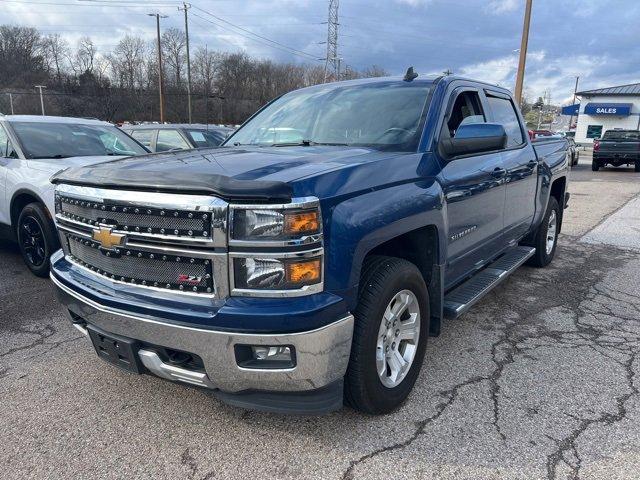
527;160;538;168
491;167;507;178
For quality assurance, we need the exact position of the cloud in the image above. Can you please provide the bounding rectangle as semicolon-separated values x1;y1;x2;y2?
486;0;519;14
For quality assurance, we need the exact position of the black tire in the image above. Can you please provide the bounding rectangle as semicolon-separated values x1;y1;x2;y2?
16;202;58;277
591;159;600;171
526;196;560;268
344;256;429;414
635;160;640;172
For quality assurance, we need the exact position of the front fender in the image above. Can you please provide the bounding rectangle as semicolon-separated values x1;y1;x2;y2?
323;179;445;305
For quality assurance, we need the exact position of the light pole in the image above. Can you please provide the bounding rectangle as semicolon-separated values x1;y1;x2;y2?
7;93;14;114
148;13;168;123
514;0;533;107
179;2;193;123
34;85;47;115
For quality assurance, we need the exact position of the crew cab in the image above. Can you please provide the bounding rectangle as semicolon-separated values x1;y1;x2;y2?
592;129;640;172
49;74;569;414
0;115;147;275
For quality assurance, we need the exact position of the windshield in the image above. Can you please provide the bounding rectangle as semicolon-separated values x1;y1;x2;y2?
12;122;148;159
225;81;432;151
602;130;640;140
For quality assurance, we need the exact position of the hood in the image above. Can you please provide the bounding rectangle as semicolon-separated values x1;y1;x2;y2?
29;155;127;175
52;146;399;201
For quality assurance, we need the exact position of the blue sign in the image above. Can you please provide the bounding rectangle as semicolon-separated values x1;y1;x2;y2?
561;104;579;115
584;102;632;116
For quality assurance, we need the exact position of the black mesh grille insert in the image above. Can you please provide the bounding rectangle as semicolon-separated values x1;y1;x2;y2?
66;234;214;293
59;196;211;238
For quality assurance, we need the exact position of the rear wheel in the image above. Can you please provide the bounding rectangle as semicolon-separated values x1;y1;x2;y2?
635;160;640;172
16;203;58;277
527;196;560;268
344;256;429;414
591;159;600;171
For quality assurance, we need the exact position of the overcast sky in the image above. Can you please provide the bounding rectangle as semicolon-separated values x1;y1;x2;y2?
3;0;639;104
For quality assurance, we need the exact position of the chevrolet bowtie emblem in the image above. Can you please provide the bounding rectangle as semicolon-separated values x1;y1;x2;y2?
92;226;125;250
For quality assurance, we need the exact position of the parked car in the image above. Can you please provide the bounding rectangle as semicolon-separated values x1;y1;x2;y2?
0;115;147;276
592;129;640;172
121;124;233;152
50;74;569;414
564;136;579;166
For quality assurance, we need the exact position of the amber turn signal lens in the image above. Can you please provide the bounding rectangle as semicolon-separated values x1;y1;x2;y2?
286;259;321;285
284;211;319;235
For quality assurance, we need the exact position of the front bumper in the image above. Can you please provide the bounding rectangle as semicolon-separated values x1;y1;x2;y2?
52;272;354;411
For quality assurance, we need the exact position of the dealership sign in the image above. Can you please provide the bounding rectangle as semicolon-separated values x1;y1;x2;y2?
584;102;632;115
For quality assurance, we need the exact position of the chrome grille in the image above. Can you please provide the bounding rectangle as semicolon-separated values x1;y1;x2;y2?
65;234;214;293
59;196;211;238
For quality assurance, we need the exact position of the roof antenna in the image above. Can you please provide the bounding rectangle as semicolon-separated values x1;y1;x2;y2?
403;66;418;82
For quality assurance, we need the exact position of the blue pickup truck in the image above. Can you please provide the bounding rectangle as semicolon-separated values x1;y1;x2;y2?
50;73;569;414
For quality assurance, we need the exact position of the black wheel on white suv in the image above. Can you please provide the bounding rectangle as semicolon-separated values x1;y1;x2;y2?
344;256;429;414
16;202;58;277
526;196;560;268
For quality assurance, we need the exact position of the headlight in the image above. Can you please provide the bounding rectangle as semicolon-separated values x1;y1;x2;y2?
231;208;320;241
233;257;322;291
229;197;323;296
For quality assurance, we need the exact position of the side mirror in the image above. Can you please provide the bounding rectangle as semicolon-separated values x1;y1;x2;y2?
441;123;507;158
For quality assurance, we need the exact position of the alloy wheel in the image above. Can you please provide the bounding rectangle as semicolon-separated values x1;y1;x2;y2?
376;289;421;388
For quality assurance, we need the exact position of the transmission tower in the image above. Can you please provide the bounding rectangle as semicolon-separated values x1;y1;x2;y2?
324;0;340;82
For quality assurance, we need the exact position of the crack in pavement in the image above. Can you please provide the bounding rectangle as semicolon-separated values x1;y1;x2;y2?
340;241;640;480
181;447;216;480
341;375;488;480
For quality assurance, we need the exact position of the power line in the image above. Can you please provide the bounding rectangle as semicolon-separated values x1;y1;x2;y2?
192;5;320;61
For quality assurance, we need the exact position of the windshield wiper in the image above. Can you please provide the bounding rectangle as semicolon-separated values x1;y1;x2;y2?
270;140;350;147
30;154;71;159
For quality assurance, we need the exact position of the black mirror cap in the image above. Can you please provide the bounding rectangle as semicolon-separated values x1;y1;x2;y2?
442;123;508;158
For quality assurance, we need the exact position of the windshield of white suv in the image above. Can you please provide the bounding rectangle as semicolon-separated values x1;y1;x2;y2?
225;81;432;151
11;122;148;159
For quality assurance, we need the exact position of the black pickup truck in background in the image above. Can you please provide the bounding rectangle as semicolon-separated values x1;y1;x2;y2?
593;129;640;172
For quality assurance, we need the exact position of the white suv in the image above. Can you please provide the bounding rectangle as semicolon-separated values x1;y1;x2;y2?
0;115;147;276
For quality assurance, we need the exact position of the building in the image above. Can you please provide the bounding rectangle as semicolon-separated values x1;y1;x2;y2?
572;83;640;144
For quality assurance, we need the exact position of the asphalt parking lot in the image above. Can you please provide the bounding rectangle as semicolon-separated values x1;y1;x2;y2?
2;151;640;480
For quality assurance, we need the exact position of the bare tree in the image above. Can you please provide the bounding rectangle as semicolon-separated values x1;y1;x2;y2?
71;36;97;76
161;27;186;88
42;34;69;81
109;35;147;90
361;65;388;78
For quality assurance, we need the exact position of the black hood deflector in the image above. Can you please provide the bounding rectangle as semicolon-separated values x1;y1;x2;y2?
52;165;293;202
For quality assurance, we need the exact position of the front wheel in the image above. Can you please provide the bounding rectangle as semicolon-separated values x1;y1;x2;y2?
344;256;429;414
527;196;560;268
16;202;58;277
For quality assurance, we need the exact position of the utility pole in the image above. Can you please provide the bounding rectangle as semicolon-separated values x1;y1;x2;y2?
179;2;193;124
34;85;46;115
568;76;579;131
149;13;167;123
323;0;340;82
514;0;533;107
8;93;14;114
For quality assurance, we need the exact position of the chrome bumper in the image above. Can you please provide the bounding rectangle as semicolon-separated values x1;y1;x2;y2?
52;274;354;393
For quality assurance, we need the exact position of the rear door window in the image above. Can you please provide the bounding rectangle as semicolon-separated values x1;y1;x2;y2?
131;130;155;149
486;95;524;147
156;130;191;152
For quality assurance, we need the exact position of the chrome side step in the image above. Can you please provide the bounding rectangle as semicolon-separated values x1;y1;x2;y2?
443;246;535;319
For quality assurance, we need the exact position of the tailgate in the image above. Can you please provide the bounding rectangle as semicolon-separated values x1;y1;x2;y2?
599;140;639;153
